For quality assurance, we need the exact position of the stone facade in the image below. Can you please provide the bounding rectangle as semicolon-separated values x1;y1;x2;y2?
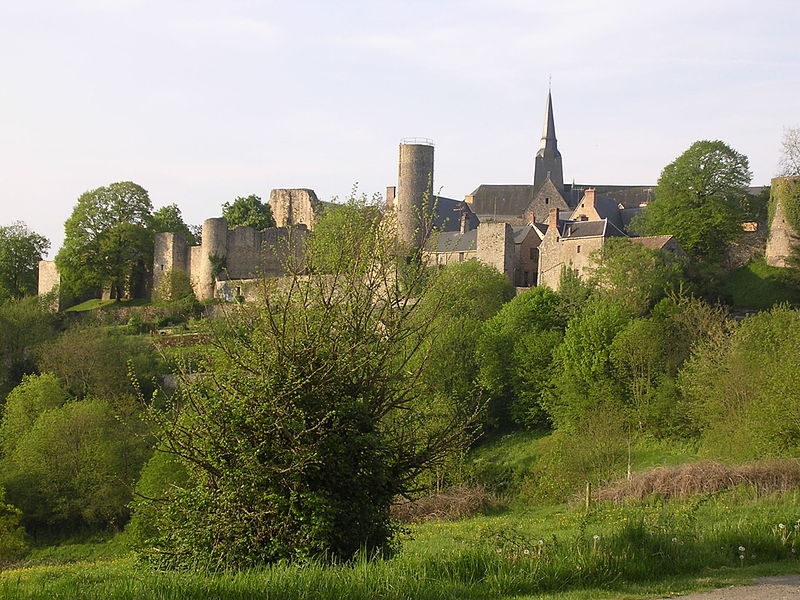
269;188;322;230
37;260;60;310
153;218;308;301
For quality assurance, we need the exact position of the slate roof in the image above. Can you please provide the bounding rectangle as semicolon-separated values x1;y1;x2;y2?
429;229;478;253
468;184;535;219
560;218;627;239
573;184;655;208
432;196;480;232
511;225;532;244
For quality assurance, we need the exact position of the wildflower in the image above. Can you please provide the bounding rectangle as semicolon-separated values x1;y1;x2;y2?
523;549;531;555
537;539;544;546
593;535;600;541
739;554;744;560
738;546;746;552
496;548;502;554
672;537;678;543
779;523;786;530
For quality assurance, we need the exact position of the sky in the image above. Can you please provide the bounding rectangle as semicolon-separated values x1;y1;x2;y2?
1;0;798;257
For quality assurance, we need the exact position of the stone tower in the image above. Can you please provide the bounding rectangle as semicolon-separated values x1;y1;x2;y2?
197;217;228;301
766;176;800;267
533;91;564;192
396;138;434;247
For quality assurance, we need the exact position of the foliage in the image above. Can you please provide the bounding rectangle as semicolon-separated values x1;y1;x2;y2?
153;269;196;303
769;176;800;236
0;222;50;301
680;305;800;460
0;297;59;397
36;326;161;401
631;140;751;262
476;287;565;429
0;487;27;563
544;302;631;430
221;194;275;230
136;208;476;569
56;182;154;300
778;126;800;177
0;374;67;453
556;265;595;322
1;395;149;532
588;238;686;316
306;196;382;274
152;204;197;245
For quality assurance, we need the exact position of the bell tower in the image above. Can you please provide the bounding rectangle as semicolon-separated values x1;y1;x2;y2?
533;90;564;192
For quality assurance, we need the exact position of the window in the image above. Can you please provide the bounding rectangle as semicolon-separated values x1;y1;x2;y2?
529;247;537;260
459;252;465;262
545;197;550;205
577;245;581;254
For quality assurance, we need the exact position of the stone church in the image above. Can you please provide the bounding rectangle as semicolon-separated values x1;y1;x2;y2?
419;91;683;289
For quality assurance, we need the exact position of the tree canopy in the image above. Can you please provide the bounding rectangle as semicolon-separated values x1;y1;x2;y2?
152;204;197;245
56;182;153;300
0;222;50;301
221;195;275;230
631;140;752;261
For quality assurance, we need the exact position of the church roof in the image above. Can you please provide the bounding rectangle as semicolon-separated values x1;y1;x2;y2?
573;185;654;208
467;184;534;219
537;91;560;157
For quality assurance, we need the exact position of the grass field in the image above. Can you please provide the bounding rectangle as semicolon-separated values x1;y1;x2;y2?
723;258;800;308
3;488;800;599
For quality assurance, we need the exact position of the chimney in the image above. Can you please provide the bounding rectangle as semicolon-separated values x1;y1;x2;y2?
548;207;559;229
460;210;469;233
584;187;596;208
386;186;396;210
528;209;536;224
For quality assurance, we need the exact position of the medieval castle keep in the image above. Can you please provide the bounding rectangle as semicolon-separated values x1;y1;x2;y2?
40;92;794;303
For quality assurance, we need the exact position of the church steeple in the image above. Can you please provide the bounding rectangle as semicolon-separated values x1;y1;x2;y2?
533;90;564;192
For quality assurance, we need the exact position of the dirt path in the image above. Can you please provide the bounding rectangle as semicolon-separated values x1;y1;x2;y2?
653;575;800;599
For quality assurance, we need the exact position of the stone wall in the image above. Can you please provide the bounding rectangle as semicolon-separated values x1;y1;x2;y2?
476;222;514;281
269;189;321;230
37;260;60;310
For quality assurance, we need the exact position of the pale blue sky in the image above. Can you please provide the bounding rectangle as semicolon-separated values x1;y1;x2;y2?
2;0;798;256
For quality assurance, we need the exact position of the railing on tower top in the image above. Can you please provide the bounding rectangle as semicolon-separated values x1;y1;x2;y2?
400;137;434;146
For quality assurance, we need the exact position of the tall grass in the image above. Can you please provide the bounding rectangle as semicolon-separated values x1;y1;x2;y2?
2;490;800;599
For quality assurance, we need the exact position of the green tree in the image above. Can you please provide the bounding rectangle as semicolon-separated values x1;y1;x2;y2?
410;260;513;449
0;222;50;301
544;301;631;430
1;395;148;531
136;205;475;569
632;140;752;261
476;286;565;429
0;298;59;397
221;195;275;230
152;204;197;245
36;326;160;401
56;181;153;300
679;305;800;459
589;237;686;316
307;196;382;274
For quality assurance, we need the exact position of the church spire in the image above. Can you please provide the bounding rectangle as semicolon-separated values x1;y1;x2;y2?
533;89;564;191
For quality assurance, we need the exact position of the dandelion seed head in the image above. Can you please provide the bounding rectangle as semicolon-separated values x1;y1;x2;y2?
738;546;746;552
672;537;678;543
593;535;600;541
538;539;544;546
739;554;744;560
779;523;786;529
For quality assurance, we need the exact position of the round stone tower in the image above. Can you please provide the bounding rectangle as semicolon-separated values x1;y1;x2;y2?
198;217;228;301
396;138;434;247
